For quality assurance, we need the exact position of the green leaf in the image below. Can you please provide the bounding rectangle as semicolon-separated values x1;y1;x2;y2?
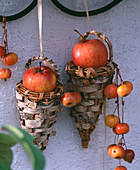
0;133;17;147
2;126;34;143
2;125;45;170
0;133;16;168
0;160;11;170
0;148;13;167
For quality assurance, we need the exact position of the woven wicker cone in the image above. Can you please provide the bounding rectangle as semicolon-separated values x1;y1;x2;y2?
66;30;117;148
16;55;64;150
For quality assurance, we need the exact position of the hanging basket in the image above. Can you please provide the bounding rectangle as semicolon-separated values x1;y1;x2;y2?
66;30;117;148
16;55;64;150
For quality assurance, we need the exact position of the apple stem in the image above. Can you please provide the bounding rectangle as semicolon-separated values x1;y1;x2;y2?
115;68;120;119
116;135;119;145
74;29;85;41
1;32;4;46
117;67;123;84
114;135;116;145
119;159;121;166
121;98;125;123
39;61;42;72
63;82;69;93
122;135;127;150
116;97;120;118
113;105;118;115
4;61;6;70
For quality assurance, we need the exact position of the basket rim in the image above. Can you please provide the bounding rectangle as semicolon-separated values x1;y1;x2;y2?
16;80;64;103
66;60;117;80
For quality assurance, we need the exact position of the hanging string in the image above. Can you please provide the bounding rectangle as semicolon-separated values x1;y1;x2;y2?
1;16;8;51
37;0;55;72
1;17;5;46
37;0;43;57
103;97;106;170
119;159;121;167
83;0;105;41
1;16;8;69
83;0;92;31
121;97;125;123
116;67;120;118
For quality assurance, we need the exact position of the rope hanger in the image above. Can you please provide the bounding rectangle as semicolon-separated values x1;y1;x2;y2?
37;0;43;57
83;0;106;40
83;0;92;31
37;0;55;72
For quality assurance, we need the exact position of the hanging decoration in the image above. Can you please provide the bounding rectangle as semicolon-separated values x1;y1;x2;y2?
105;67;135;170
64;0;116;148
0;17;18;80
65;29;116;148
16;0;64;151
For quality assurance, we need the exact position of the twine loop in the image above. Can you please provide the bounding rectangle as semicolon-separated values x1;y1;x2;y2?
37;0;43;57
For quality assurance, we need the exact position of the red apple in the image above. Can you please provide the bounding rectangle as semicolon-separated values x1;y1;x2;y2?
112;126;119;135
117;83;132;98
72;39;108;68
105;114;120;128
107;144;125;159
115;166;127;170
61;92;76;107
71;91;82;104
61;91;81;107
0;46;6;58
3;52;18;66
23;65;56;93
123;149;135;163
104;84;118;99
0;68;11;79
123;81;133;91
115;123;129;135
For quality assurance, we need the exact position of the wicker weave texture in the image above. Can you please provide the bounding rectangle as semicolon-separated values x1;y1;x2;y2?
68;73;113;148
16;91;62;150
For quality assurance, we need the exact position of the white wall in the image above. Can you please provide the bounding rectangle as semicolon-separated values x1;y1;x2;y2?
0;0;139;170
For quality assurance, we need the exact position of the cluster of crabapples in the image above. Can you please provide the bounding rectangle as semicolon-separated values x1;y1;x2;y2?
0;46;18;80
104;81;133;99
104;80;135;170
